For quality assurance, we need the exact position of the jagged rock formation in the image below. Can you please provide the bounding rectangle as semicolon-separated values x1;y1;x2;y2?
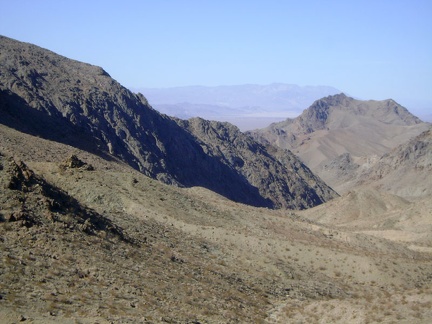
0;35;337;209
249;93;430;194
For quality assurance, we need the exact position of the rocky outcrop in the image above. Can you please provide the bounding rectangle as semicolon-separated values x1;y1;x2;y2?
60;155;94;170
0;153;131;241
0;35;338;209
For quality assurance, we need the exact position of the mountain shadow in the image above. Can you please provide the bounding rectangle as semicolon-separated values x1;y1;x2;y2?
0;89;113;161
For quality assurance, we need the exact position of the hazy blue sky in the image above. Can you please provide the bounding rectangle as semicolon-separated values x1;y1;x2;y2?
1;0;431;115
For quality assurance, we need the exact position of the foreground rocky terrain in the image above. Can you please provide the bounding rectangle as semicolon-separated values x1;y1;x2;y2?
249;93;430;194
1;123;432;323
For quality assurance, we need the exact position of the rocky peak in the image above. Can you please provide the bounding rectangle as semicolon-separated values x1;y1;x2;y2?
285;93;351;134
248;91;430;194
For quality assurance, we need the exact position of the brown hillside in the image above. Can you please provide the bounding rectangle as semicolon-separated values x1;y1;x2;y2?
358;127;432;199
301;187;432;251
249;94;430;194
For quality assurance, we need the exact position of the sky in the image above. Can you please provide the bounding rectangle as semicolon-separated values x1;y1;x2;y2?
1;0;431;116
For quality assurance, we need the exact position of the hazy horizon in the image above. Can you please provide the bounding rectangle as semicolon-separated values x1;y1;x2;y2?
1;0;431;116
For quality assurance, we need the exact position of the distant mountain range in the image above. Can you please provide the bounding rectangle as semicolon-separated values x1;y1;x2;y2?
422;113;432;122
133;84;341;130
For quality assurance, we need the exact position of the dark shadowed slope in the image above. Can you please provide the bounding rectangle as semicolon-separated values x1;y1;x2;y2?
179;117;337;209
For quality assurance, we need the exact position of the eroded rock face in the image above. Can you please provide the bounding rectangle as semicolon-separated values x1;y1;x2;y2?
0;35;338;209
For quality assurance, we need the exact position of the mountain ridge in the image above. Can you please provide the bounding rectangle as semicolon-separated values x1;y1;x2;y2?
0;35;337;209
249;93;430;194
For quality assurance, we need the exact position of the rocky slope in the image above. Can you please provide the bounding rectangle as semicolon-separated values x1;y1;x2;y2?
357;127;432;199
1;123;431;323
249;93;430;194
0;153;129;242
0;35;337;209
179;118;337;209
